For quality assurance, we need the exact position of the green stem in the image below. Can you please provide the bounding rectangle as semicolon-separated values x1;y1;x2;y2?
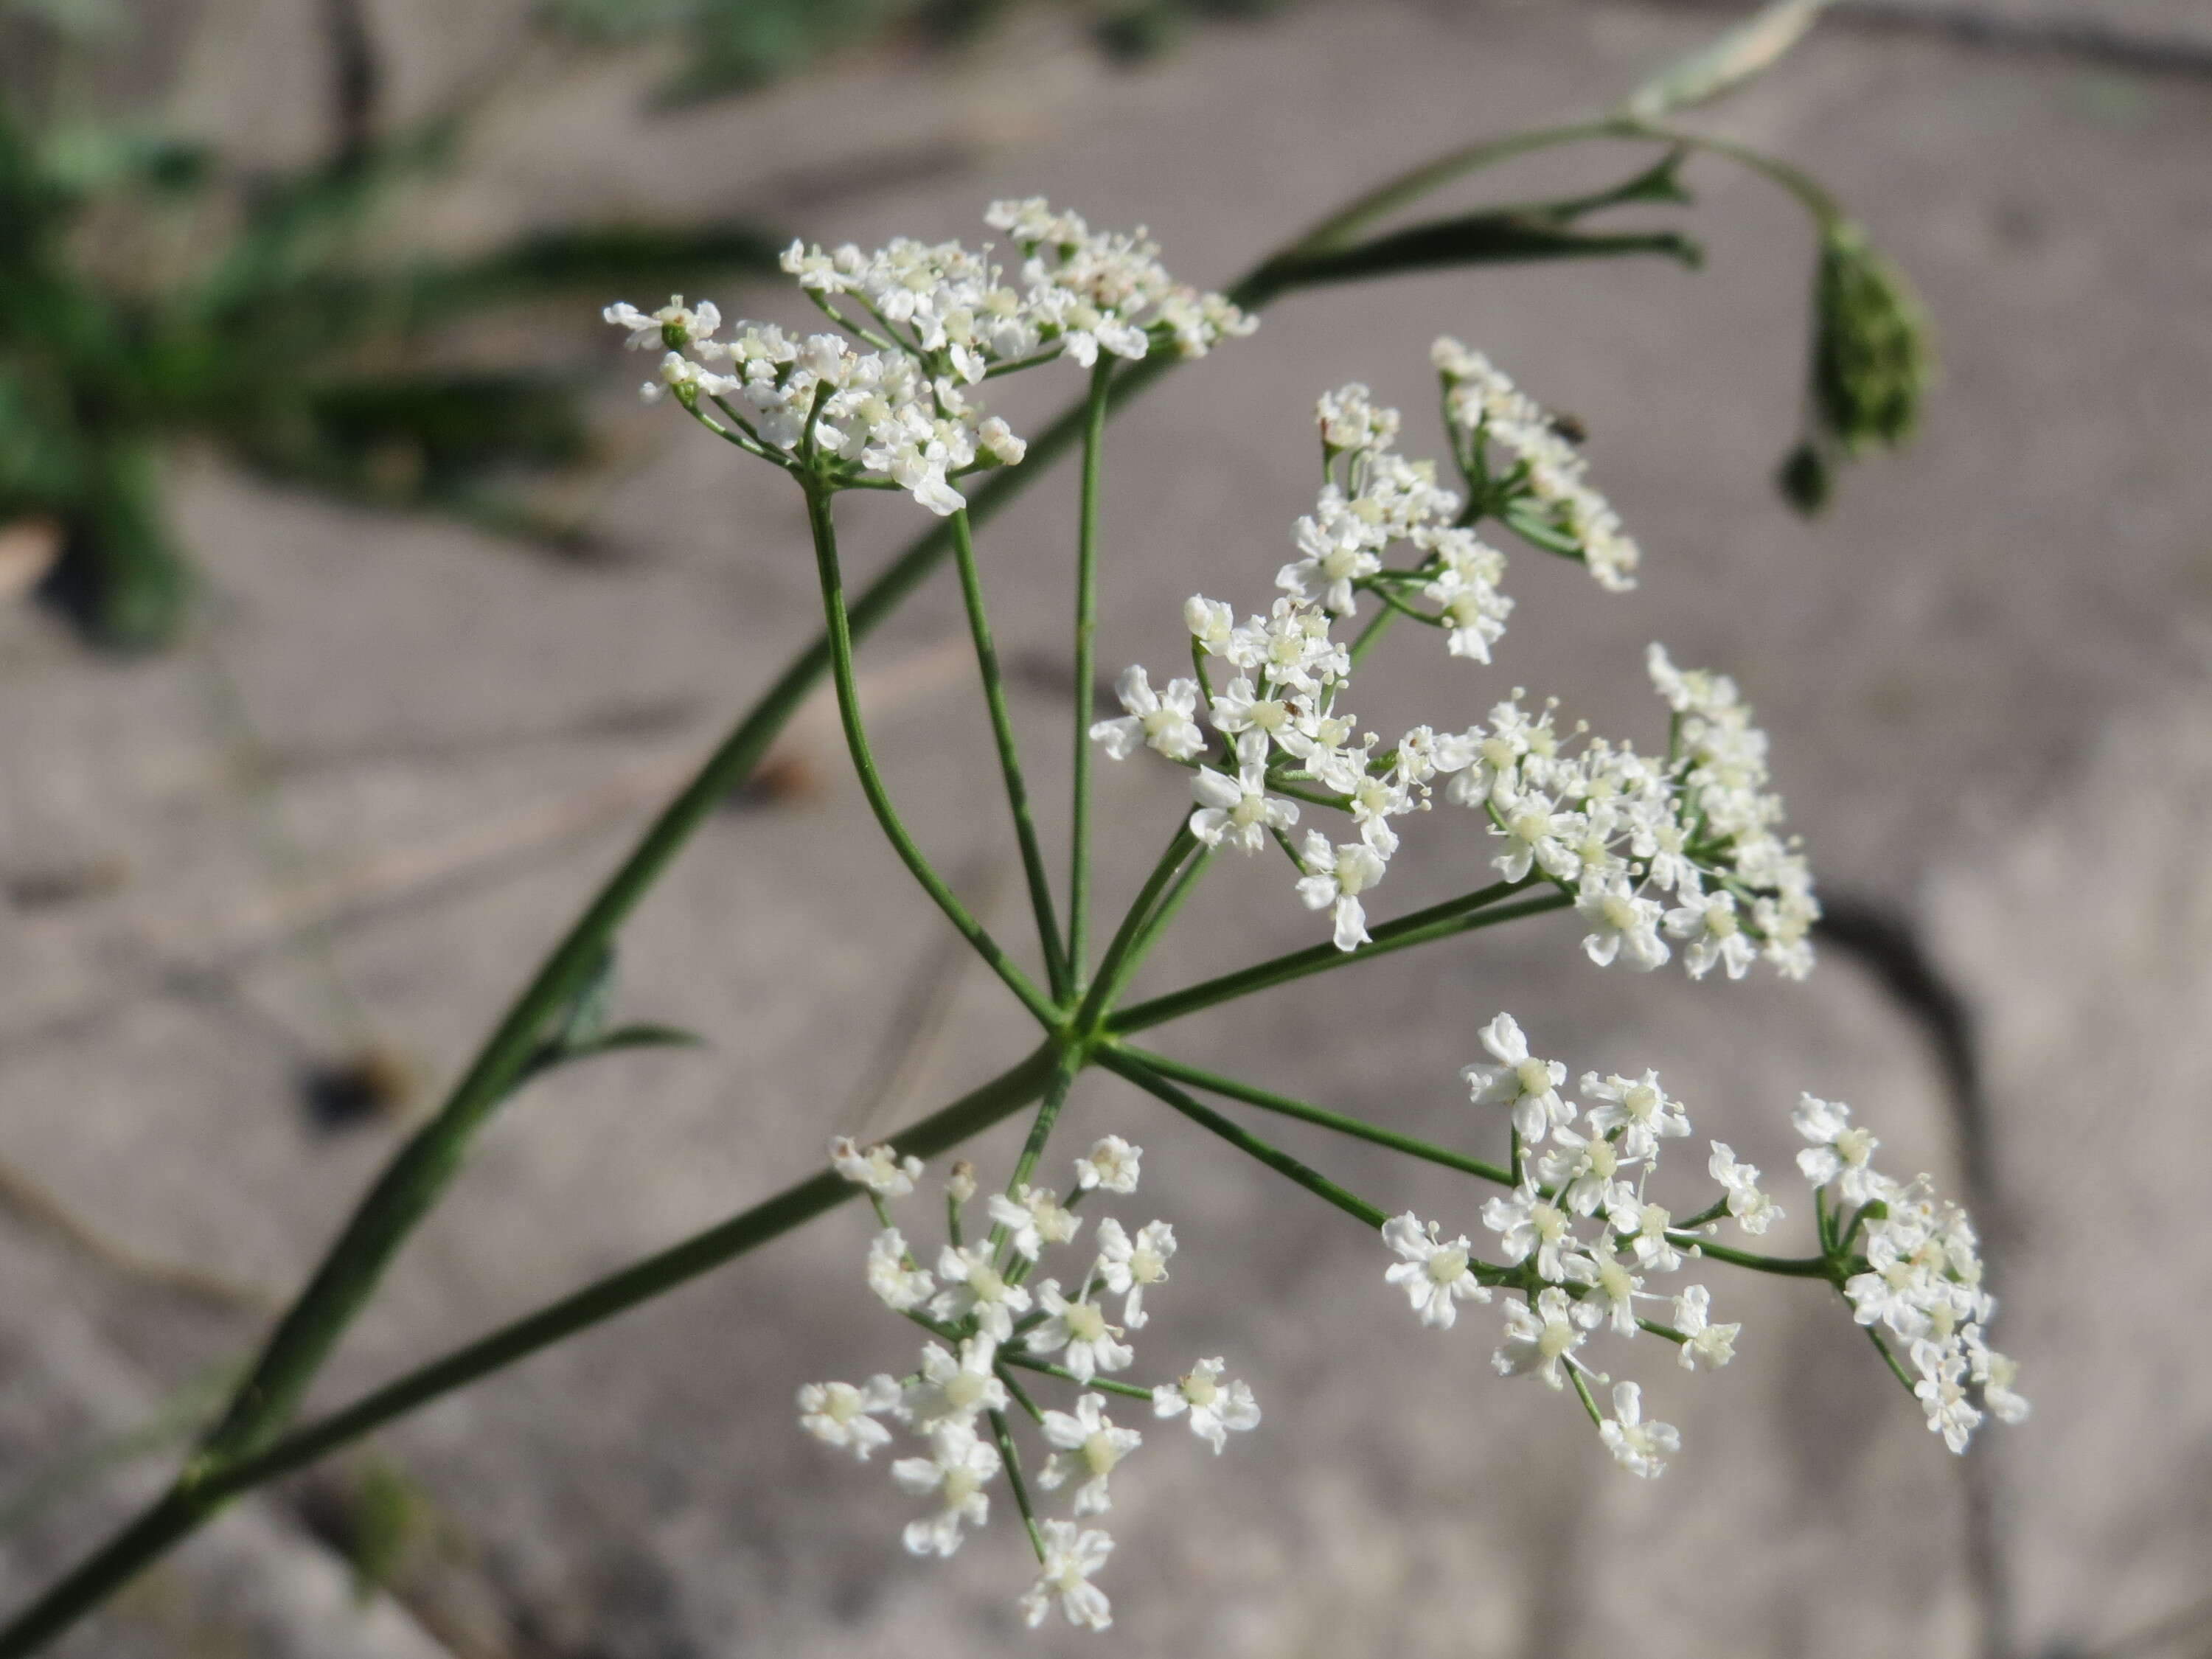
1067;361;1115;990
1347;604;1399;668
999;1049;1083;1213
1077;834;1214;1035
1074;825;1199;1034
1624;118;1843;224
949;507;1068;999
998;1354;1155;1402
1680;1237;1837;1279
988;1408;1047;1561
1254;119;1641;273
1098;1048;1387;1230
1112;881;1562;1033
0;1046;1059;1659
805;482;1057;1029
1866;1326;1917;1394
1116;1046;1513;1185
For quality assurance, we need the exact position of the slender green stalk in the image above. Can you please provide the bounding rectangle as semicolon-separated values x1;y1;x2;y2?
1117;1046;1512;1185
1073;826;1198;1034
1346;605;1399;667
1112;881;1564;1033
0;1046;1060;1659
1086;844;1214;1022
988;1409;1047;1560
1066;361;1115;990
949;507;1068;998
1866;1326;1917;1392
1000;1048;1083;1209
1253;119;1641;274
1682;1238;1838;1279
998;1354;1153;1402
805;483;1057;1029
1098;1048;1386;1230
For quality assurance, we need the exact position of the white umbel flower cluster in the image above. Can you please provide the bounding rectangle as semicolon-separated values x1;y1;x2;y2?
605;201;1252;517
1092;357;1818;971
1376;1014;2023;1475
1433;336;1641;591
1795;1095;2030;1450
799;1133;1259;1634
1379;1012;1774;1478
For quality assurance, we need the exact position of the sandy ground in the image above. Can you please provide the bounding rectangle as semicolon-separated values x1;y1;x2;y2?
2;1;2211;1655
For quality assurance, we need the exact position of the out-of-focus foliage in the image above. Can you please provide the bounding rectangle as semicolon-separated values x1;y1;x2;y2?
543;0;1291;104
0;10;782;651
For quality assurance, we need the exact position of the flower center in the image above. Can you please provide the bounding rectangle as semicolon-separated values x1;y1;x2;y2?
1182;1371;1219;1409
1427;1248;1470;1285
1065;1301;1107;1343
946;1371;988;1411
1082;1432;1123;1477
1130;1248;1166;1284
1515;1058;1554;1098
969;1263;1009;1301
942;1467;980;1509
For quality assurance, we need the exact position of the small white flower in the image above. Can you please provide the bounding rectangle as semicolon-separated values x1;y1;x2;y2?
1091;665;1206;762
1793;1094;1888;1205
1912;1345;1984;1454
1152;1357;1261;1453
1481;1183;1577;1282
1576;873;1671;970
1562;1248;1646;1336
1020;1519;1115;1632
1708;1141;1782;1234
866;1228;933;1312
929;1245;1032;1340
1074;1135;1141;1194
1492;1287;1587;1389
1671;1284;1739;1371
1092;1217;1175;1328
902;1336;1009;1427
1613;1196;1687;1273
1295;830;1388;952
986;1184;1080;1262
1185;594;1237;655
797;1375;901;1458
830;1136;922;1197
1599;1381;1680;1478
1192;733;1301;854
1582;1069;1691;1161
1039;1393;1143;1514
1382;1211;1492;1329
1026;1279;1134;1383
1663;889;1757;979
1461;1012;1572;1144
892;1417;1001;1556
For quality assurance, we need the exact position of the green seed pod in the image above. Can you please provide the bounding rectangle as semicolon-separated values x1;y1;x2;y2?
1810;220;1933;453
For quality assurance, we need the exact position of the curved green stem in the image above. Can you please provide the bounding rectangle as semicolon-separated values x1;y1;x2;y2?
949;508;1067;998
1111;880;1560;1033
1117;1046;1513;1185
805;482;1057;1029
1067;361;1115;990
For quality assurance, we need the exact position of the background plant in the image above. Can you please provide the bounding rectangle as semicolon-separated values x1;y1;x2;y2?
0;0;782;650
